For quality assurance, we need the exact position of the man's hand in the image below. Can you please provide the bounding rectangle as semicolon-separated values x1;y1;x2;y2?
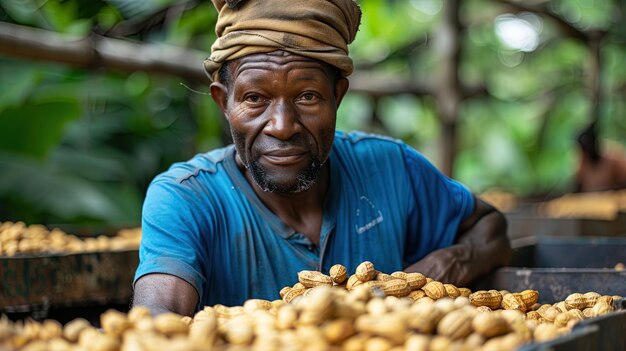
133;273;199;316
405;197;511;287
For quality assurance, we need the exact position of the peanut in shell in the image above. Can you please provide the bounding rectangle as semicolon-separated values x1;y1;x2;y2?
437;309;473;340
355;261;377;282
501;293;526;312
405;272;427;290
469;290;502;310
422;281;446;300
472;312;511;339
564;293;586;310
443;284;460;298
153;313;189;335
514;289;539;309
298;270;333;288
382;279;411;297
329;264;348;284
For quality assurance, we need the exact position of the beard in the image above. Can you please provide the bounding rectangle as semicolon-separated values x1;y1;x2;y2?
232;131;329;194
248;156;323;193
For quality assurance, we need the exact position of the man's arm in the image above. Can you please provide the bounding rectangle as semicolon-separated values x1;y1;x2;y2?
405;197;512;287
133;273;199;316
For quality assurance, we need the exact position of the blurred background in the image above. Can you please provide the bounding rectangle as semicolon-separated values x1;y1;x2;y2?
0;0;625;228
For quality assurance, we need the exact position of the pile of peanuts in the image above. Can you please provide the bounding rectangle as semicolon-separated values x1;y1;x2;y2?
0;261;622;351
537;190;626;220
0;221;141;256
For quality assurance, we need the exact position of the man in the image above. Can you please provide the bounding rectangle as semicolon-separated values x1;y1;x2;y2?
133;0;511;316
575;122;626;192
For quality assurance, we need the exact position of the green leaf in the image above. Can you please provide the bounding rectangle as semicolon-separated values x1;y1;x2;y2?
0;100;81;159
0;61;41;110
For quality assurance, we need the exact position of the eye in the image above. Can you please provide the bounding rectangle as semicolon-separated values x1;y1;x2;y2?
299;92;319;102
245;94;262;103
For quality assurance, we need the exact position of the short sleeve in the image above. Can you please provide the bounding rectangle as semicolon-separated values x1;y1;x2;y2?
133;177;209;302
402;144;475;265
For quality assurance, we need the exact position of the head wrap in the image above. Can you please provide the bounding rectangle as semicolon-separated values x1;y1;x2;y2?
204;0;362;82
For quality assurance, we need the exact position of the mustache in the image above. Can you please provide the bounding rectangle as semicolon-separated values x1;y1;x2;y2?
255;135;312;150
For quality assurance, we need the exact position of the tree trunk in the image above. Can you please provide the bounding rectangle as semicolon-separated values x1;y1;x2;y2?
434;0;462;176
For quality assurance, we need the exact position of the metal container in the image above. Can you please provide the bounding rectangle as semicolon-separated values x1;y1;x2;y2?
506;212;626;239
572;308;626;351
518;325;599;351
475;236;626;303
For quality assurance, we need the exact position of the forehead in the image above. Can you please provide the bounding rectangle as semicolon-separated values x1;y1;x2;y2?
230;52;332;82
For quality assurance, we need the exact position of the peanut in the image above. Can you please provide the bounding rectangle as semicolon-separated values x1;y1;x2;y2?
355;314;407;344
355;261;377;282
408;289;426;301
591;301;612;317
405;272;427;290
458;287;472;297
472;312;510;338
533;323;561;342
224;316;254;345
554;312;571;328
381;279;411;297
443;284;460;298
153;313;189;335
564;293;586;310
583;291;601;308
329;264;348;284
567;308;585;321
501;293;526;312
539;306;559;323
62;318;90;342
554;301;569;313
127;306;151;324
390;271;407;280
346;274;363;291
407;303;444;334
525;310;542;321
323;318;355;344
279;286;292;299
422;281;447;300
437;309;473;340
469;290;502;310
243;298;273;312
298;270;333;288
404;334;431;351
283;287;306;303
597;295;614;306
515;290;539;309
100;309;130;337
476;305;492;313
375;272;395;282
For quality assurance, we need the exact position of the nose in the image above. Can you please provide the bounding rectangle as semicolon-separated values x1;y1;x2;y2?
264;99;302;140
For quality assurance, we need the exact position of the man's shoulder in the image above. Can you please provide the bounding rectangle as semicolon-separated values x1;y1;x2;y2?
152;145;236;186
333;130;406;154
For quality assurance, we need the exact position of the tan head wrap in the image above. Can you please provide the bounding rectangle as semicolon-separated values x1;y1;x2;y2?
204;0;362;82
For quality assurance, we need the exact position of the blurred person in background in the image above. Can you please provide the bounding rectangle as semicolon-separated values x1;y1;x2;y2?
132;0;511;315
575;122;626;192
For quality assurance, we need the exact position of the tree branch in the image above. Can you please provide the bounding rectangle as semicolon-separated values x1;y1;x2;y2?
354;33;429;71
0;21;488;99
347;71;434;97
0;21;211;85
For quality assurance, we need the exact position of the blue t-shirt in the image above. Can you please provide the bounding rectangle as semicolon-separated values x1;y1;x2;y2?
134;131;475;307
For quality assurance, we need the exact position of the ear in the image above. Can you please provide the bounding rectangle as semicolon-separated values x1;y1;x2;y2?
210;82;229;114
334;77;350;108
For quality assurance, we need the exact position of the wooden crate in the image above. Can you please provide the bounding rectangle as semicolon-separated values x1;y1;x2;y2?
0;249;138;313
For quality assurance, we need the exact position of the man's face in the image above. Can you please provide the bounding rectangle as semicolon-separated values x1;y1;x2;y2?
212;51;347;193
